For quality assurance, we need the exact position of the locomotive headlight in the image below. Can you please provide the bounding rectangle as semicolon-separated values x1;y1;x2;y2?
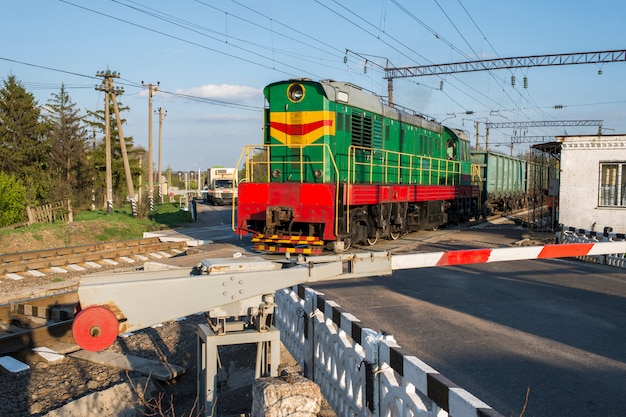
287;83;305;102
313;169;322;179
272;169;281;178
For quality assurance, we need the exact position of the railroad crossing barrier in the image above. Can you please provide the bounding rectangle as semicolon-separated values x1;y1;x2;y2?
73;240;626;417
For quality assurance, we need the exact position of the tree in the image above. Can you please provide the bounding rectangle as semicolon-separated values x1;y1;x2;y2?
0;171;27;227
85;95;144;208
46;84;92;208
0;74;51;204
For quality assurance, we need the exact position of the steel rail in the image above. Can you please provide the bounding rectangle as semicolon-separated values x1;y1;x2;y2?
0;239;189;276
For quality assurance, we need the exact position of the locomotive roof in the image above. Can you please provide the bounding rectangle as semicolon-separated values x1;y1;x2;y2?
317;79;444;134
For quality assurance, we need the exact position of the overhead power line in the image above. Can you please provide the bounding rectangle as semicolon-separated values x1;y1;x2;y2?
384;49;626;78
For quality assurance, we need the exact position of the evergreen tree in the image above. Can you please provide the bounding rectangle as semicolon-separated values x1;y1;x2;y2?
0;74;50;205
46;84;92;208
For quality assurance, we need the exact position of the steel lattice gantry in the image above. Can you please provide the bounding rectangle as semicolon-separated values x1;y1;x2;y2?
384;49;626;78
485;120;603;129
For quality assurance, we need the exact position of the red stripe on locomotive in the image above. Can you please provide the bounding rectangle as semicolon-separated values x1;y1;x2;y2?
347;184;477;205
270;120;334;136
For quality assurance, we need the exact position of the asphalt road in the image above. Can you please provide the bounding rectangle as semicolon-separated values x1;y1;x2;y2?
311;228;626;417
176;200;250;246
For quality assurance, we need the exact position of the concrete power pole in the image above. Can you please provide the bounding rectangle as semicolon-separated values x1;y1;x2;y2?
156;107;167;203
143;82;159;212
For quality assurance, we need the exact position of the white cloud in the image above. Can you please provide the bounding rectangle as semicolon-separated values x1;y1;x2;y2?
176;83;263;104
198;113;261;122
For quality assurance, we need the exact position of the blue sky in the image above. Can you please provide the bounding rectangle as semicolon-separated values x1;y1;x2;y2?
2;1;625;172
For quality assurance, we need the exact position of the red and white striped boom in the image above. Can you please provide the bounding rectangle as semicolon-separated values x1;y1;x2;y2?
391;241;626;270
74;241;626;351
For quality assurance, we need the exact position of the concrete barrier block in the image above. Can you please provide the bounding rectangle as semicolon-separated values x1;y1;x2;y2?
252;375;322;417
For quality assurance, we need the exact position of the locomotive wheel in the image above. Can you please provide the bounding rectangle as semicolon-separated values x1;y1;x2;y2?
390;231;401;240
366;232;379;246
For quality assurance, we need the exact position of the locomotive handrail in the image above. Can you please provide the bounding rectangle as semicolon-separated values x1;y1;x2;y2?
237;143;339;183
233;143;341;236
347;145;461;186
470;163;484;213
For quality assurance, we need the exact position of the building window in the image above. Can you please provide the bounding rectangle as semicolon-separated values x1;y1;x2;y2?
599;162;626;207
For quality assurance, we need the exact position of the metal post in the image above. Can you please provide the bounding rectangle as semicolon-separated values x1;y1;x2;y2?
196;324;280;417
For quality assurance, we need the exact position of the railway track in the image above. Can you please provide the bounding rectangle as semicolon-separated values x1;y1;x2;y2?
0;291;78;356
0;236;190;280
0;236;199;356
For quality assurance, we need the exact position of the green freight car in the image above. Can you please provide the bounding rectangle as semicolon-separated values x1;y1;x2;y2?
471;150;527;214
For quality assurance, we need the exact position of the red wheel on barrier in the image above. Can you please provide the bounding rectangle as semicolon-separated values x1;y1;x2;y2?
72;305;119;351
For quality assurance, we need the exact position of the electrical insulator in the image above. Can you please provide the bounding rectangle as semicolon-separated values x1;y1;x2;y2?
554;105;563;109
523;76;528;89
598;68;603;75
439;80;444;90
511;75;515;87
343;54;347;64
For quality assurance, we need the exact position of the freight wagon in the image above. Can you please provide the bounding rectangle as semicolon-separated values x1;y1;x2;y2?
470;151;527;215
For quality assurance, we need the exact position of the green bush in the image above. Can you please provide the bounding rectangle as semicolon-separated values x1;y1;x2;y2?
0;172;27;227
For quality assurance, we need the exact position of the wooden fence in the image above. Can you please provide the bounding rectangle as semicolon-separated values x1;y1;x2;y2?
26;200;73;225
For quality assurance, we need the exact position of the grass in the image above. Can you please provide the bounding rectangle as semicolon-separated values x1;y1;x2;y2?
0;201;194;250
74;202;194;240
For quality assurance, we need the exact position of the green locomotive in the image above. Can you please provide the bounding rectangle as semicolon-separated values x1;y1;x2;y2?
236;79;478;253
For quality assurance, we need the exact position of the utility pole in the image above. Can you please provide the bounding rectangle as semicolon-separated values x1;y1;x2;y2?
110;88;137;216
156;107;167;203
95;72;114;214
96;70;138;216
475;121;481;151
143;82;159;212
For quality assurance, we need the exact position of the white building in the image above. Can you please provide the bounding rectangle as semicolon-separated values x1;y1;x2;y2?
557;134;626;233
